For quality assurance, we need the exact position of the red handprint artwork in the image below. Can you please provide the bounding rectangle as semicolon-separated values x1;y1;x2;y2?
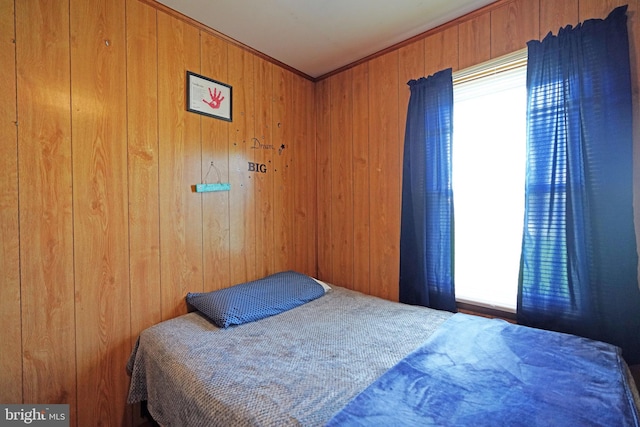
203;87;224;109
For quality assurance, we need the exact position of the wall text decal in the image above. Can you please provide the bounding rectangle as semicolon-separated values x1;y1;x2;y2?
251;137;275;150
248;162;267;173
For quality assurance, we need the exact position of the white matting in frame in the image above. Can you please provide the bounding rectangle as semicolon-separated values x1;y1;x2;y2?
187;71;232;121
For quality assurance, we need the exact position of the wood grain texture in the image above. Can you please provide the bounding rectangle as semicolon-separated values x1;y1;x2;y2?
292;76;317;276
398;40;425;197
272;67;294;274
330;70;355;289
306;77;319;276
228;44;257;283
399;40;425;148
539;0;578;35
579;0;633;21
0;0;22;405
126;0;161;340
8;0;316;424
491;0;540;58
201;33;232;292
124;1;161;414
17;0;75;416
458;13;492;69
70;0;131;425
253;57;275;278
368;51;400;301
351;63;371;295
315;79;333;283
425;25;459;76
138;0;312;81
157;11;203;320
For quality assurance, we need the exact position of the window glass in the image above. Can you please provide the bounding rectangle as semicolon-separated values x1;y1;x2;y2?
452;57;527;312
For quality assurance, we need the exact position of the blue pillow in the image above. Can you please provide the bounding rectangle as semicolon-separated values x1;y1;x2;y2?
186;271;326;328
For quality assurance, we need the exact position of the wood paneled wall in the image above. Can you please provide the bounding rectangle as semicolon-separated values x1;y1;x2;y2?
0;0;316;425
1;0;21;406
315;0;640;297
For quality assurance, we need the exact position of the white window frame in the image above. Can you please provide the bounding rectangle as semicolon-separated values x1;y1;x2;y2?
452;49;528;314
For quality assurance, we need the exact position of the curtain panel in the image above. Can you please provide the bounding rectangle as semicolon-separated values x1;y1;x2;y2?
399;69;456;312
519;6;640;364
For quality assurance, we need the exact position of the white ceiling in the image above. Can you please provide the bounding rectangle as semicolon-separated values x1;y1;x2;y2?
155;0;497;79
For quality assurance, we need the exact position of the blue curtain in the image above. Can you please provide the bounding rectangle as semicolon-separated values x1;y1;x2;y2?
399;69;456;312
519;6;640;364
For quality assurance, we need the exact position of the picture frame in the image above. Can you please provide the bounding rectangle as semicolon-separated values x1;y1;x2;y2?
186;71;232;122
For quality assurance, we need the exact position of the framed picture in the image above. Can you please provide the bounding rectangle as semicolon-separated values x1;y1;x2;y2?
186;71;232;121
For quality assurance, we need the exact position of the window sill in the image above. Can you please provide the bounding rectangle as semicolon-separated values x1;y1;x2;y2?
457;301;517;323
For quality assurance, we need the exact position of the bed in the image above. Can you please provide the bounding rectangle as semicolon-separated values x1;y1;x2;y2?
127;271;640;426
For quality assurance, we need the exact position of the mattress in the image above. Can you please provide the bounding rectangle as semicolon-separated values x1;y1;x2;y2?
127;284;640;426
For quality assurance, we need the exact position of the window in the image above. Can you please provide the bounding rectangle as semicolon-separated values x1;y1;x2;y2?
452;50;527;312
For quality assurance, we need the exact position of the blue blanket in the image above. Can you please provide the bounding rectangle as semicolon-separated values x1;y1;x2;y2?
327;313;639;427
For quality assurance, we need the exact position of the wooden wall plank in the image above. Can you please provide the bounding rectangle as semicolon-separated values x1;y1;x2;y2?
579;0;633;20
458;13;492;69
201;33;232;291
17;0;75;414
330;70;355;288
368;51;400;301
351;63;370;294
228;44;257;283
272;67;293;273
126;0;161;339
293;76;317;276
124;0;160;412
307;77;318;276
399;39;425;144
491;0;540;58
70;0;130;425
254;57;275;278
157;11;203;319
399;39;425;193
315;79;333;283
539;0;578;35
0;0;22;405
425;25;459;76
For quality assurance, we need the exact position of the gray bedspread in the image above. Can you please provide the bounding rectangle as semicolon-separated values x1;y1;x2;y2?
127;286;453;426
